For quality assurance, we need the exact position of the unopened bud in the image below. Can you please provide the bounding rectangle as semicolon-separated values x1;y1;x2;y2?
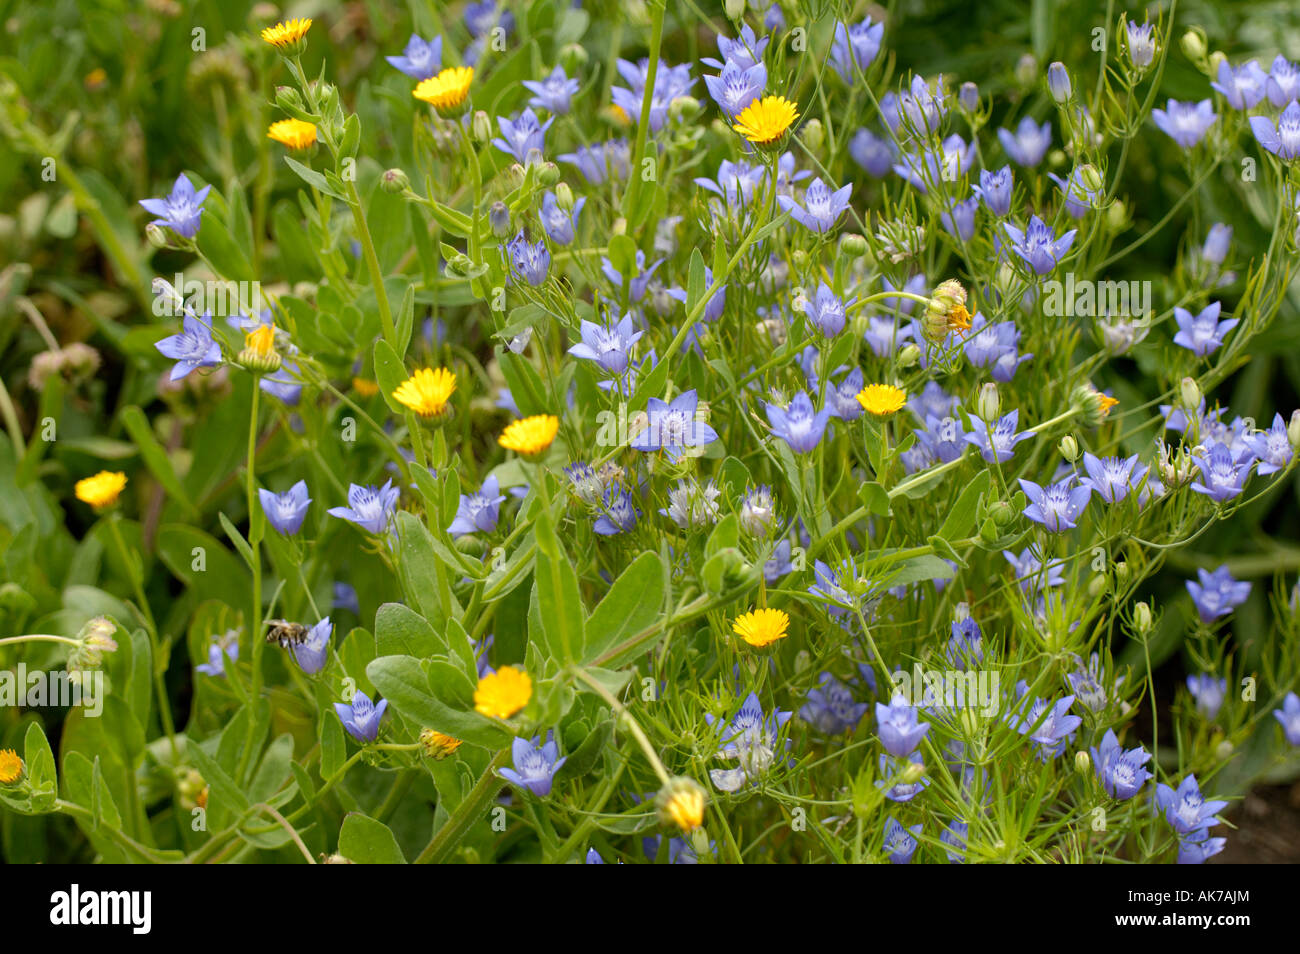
959;81;980;113
800;117;825;154
559;43;588;74
977;383;1000;422
900;759;926;785
471;110;492;143
555;182;575;212
381;168;410;194
1181;29;1207;64
839;233;868;260
537;161;561;186
1075;750;1091;775
1288;410;1300;454
724;0;746;20
1179;376;1202;413
1059;435;1079;462
1132;601;1153;636
1047;62;1072;103
489;201;511;238
1078;163;1103;193
896;343;920;369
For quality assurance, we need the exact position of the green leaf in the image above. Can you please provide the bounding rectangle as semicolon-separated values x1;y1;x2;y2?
218;512;256;570
284;155;349;201
586;551;666;665
23;722;57;813
339;812;407;863
532;507;585;663
367;655;510;748
374;601;443;658
937;469;989;541
120;406;198;516
373;339;407;414
395;283;416;358
858;481;891;517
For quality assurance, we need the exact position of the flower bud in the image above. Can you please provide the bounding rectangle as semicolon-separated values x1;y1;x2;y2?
959;81;980;113
1113;560;1129;585
977;383;1000;422
1288;410;1300;455
1132;601;1153;636
537;161;561;186
800;117;825;154
1059;435;1080;462
1088;574;1107;597
989;499;1015;527
1015;54;1038;88
274;85;305;114
1215;739;1234;761
668;95;702;124
1047;62;1072;103
839;232;868;260
1179;376;1202;413
1181;28;1207;64
1105;198;1128;231
145;222;170;249
381;167;410;194
1078;163;1103;194
1208;51;1227;76
471;110;492;143
489;201;511;238
896;343;921;369
656;776;707;833
1074;750;1091;775
559;43;588;74
900;759;926;785
555;182;575;213
724;0;746;20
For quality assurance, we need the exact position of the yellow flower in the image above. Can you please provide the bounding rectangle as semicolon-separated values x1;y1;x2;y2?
267;118;317;150
84;68;108;91
75;471;127;509
1098;393;1119;417
499;414;560;457
0;748;22;785
856;383;907;417
656;777;707;832
413;66;474;117
261;17;312;50
419;729;463;760
474;665;532;719
732;96;799;149
392;367;457;419
732;607;790;648
352;377;380;398
239;323;282;372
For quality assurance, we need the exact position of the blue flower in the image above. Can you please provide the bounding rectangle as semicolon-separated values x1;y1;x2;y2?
704;59;766;119
883;816;920;863
893;135;975;192
1014;693;1081;758
601;249;664;304
585;848;604;864
766;391;832;454
328;480;400;534
630;390;718;459
539;191;585;245
260;360;303;405
827;368;866;421
500;732;567;796
1267;55;1300;107
701;23;768;72
849;128;896;177
863;315;915;357
558;140;629;184
875;694;931;756
568;313;643;375
1090;729;1152;799
695;158;767;209
465;1;513;38
706;692;792;792
1176;827;1227;864
293;617;333;675
1048;167;1101;219
777;177;852;234
1201;223;1233;265
195;637;237;678
1080;452;1147;503
1211;59;1268;110
940;819;967;863
1187;672;1229;722
1125;22;1156;69
1018;476;1091;532
830;17;884;82
1155;774;1228;835
1190;442;1251;502
523;65;578;114
878;751;928;802
506;230;550;285
997;117;1052;167
916;412;967;463
447;475;506;538
1151;99;1217;148
973;165;1013;217
800;672;868;735
965;409;1031;464
803;283;851;338
610;57;694;134
941;196;979;241
333;582;359;614
962;313;1033;381
1246;413;1294;474
258;480;311;535
896;74;947;135
593;487;640;536
334;690;387;743
947;616;983;664
1173;301;1237;357
1004;545;1066;595
156;313;221;381
1273;692;1300;746
140;173;211;239
1004;216;1076;275
385;34;442;80
1250;100;1300;160
492;108;553;164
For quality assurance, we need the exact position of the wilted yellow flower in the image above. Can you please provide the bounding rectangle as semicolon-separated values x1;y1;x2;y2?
732;96;799;149
413;66;474;117
419;729;464;760
267;118;317;150
75;471;127;509
856;383;907;417
499;415;560;457
261;17;312;51
474;666;532;719
392;367;457;419
656;777;706;832
732;607;790;648
0;749;22;785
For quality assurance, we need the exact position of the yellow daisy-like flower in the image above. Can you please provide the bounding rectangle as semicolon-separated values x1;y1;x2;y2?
732;607;790;648
238;323;282;372
267;118;317;150
75;471;127;510
413;66;474;117
419;728;463;760
856;383;907;417
656;777;707;832
84;68;107;91
732;95;799;149
474;665;532;719
0;748;23;785
261;17;313;50
499;414;560;457
392;367;457;419
1097;393;1119;417
352;377;380;398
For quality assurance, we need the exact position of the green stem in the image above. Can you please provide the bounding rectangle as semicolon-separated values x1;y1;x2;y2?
415;747;510;863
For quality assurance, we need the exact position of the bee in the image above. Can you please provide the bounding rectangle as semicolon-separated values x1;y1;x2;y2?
265;619;309;648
